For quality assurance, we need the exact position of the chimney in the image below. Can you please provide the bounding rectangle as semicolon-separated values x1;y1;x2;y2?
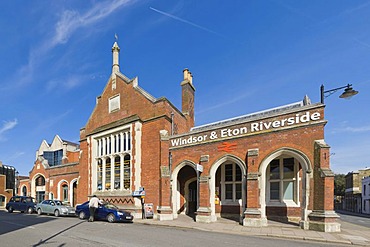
181;68;195;129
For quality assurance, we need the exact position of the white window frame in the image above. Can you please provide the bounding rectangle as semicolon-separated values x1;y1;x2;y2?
267;156;300;207
220;163;242;205
92;125;132;193
109;94;120;113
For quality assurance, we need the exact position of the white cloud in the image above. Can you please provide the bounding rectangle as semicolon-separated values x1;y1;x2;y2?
0;119;18;141
52;0;134;47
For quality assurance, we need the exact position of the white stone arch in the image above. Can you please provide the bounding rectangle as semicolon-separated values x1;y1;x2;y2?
69;178;78;206
259;147;312;226
171;160;197;218
57;179;69;201
31;173;46;199
209;154;247;222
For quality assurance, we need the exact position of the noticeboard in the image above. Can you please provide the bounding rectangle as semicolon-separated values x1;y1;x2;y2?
144;203;153;218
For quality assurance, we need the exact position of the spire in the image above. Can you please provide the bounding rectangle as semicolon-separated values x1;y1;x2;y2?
112;34;120;73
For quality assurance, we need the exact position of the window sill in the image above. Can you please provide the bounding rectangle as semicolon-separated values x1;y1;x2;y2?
267;201;300;207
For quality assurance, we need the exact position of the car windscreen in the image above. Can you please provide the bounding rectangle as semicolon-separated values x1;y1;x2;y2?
104;203;118;210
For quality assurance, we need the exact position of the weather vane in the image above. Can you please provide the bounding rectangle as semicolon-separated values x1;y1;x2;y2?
114;33;118;41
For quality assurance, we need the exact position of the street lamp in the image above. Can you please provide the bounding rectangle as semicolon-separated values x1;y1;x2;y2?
320;84;359;104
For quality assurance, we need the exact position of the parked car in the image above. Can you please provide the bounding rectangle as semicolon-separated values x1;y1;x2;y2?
6;196;36;214
76;201;133;223
36;200;75;217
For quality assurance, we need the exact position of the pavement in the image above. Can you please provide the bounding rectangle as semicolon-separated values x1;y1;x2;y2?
135;211;370;246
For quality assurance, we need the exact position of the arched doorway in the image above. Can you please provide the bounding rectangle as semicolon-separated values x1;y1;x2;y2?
34;175;46;203
259;148;311;226
22;185;27;196
172;162;197;220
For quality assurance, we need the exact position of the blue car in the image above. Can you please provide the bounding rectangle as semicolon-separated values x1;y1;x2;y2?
75;201;133;223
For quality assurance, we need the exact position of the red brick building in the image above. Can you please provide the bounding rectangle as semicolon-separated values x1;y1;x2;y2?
18;135;80;206
19;40;340;232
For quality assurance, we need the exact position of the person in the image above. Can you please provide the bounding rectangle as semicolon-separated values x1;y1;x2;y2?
88;195;101;222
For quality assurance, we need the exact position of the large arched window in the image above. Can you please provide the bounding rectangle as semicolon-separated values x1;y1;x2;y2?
267;156;299;206
93;129;132;192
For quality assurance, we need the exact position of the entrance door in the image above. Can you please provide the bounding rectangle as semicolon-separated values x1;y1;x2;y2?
72;182;77;207
188;181;197;215
36;191;45;203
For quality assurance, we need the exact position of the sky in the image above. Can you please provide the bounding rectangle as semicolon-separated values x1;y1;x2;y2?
0;0;369;176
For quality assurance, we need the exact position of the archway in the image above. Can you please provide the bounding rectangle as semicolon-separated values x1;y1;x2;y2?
21;185;27;196
32;174;46;203
171;161;197;220
259;148;312;226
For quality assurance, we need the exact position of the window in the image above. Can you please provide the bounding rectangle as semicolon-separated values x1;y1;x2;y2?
221;163;242;202
62;185;68;202
97;159;102;190
109;95;120;112
94;130;132;192
43;149;63;166
267;157;299;205
114;156;120;189
106;158;111;190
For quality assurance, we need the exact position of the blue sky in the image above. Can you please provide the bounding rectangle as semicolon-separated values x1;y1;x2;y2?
0;0;369;176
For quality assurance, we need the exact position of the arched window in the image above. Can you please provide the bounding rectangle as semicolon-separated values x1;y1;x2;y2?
114;156;120;189
124;154;131;189
97;159;102;190
106;158;111;190
221;163;242;202
36;176;45;186
267;157;299;205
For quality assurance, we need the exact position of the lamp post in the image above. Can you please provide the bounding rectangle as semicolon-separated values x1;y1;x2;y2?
320;84;359;104
15;170;19;196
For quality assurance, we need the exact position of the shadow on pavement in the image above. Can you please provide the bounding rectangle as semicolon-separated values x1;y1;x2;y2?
0;210;58;235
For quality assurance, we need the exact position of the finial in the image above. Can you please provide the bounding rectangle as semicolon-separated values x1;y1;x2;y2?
114;33;118;42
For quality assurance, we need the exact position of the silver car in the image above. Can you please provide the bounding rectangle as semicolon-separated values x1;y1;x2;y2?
36;200;75;217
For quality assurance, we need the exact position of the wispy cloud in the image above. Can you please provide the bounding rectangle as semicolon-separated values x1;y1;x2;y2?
52;0;134;47
2;0;135;92
0;119;18;141
149;7;228;39
6;151;26;161
330;125;370;134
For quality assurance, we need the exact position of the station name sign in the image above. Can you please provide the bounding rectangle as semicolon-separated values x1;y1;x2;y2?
171;111;321;147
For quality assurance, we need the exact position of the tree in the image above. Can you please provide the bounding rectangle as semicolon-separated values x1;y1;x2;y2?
334;174;345;196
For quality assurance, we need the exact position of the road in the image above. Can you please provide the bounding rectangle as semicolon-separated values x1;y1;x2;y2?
336;211;370;228
0;211;352;247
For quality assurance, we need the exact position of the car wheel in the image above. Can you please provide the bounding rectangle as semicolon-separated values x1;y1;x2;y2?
107;213;115;223
37;208;42;215
27;207;34;214
78;211;86;220
54;209;60;217
7;206;13;213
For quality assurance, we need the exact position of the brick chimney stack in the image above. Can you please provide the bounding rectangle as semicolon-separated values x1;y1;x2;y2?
181;68;195;129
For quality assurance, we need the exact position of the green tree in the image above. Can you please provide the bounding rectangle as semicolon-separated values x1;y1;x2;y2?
334;174;345;196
